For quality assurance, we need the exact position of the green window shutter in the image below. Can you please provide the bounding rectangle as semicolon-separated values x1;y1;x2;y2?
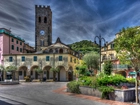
34;56;37;61
59;56;62;61
22;56;25;61
9;57;13;62
46;56;50;61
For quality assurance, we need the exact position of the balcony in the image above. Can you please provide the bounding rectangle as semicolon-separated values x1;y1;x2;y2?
102;56;117;62
112;64;128;71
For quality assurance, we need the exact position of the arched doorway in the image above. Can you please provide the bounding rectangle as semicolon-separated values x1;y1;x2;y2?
18;66;27;80
58;66;66;81
68;67;73;81
30;65;39;79
43;66;51;79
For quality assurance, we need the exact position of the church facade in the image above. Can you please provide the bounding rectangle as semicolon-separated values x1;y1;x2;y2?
2;5;81;81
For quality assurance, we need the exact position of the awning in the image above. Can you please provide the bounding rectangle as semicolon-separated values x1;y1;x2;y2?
129;72;136;75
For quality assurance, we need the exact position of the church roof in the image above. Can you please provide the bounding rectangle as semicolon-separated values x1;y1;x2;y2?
42;37;71;51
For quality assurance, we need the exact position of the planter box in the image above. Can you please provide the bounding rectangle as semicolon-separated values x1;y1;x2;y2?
79;86;102;98
109;88;135;102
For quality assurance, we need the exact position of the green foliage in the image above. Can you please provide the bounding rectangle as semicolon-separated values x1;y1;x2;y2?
50;67;60;73
67;81;81;94
79;76;93;87
97;74;127;86
34;67;43;74
76;65;87;75
0;65;5;71
98;86;114;99
126;78;135;83
83;51;99;70
114;26;140;70
6;65;17;72
69;40;99;54
103;61;113;75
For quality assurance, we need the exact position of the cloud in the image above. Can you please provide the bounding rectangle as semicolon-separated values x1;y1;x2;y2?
0;0;140;47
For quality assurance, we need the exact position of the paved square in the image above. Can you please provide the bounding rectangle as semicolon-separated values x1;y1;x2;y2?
0;82;108;105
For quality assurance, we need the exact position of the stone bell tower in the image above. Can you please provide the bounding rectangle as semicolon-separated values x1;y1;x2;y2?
35;5;52;51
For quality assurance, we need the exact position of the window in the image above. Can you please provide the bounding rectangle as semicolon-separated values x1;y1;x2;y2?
46;56;50;61
20;48;22;52
70;57;72;62
111;43;114;49
9;57;13;62
34;56;37;61
17;47;19;51
20;42;22;45
12;38;14;42
40;40;44;46
44;17;47;23
11;45;14;50
19;71;22;76
74;59;76;63
59;56;63;61
16;40;18;44
22;56;25;61
39;17;41;23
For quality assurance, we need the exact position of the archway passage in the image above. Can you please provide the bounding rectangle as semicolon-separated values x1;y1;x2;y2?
68;70;73;81
30;65;39;79
43;66;51;80
18;66;27;80
58;66;66;81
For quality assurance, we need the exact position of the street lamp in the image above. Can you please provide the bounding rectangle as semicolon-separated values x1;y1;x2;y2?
94;34;107;72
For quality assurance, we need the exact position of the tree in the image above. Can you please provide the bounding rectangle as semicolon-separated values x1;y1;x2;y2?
114;26;140;103
103;61;113;75
34;67;43;82
0;65;5;81
5;65;17;81
83;51;99;75
76;65;87;76
50;67;60;81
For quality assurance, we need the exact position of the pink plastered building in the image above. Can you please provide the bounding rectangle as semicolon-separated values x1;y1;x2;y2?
0;28;25;65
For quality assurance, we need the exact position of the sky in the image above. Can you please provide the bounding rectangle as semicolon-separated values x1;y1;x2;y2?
0;0;140;46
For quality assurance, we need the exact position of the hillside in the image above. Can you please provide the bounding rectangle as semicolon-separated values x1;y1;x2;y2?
69;40;99;54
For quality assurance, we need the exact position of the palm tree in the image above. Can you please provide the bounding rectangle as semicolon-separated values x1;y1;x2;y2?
34;67;43;82
5;65;17;81
50;67;60;81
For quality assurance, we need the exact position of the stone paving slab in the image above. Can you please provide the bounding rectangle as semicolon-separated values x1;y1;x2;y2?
53;86;134;105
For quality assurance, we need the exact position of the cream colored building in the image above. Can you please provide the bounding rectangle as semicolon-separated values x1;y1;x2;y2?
3;38;80;81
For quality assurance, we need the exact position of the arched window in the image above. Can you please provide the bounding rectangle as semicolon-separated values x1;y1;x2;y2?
59;49;63;53
40;40;44;46
38;17;41;23
49;49;53;53
55;48;58;53
44;17;47;23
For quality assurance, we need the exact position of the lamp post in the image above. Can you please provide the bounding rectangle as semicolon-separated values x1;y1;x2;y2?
94;34;107;72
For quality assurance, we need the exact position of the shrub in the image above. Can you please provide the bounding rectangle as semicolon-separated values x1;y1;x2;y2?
126;78;135;83
98;86;114;99
67;81;81;94
24;76;30;82
97;74;127;86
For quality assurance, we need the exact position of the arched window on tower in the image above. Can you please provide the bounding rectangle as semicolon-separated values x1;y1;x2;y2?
40;40;44;46
44;17;47;23
39;17;41;23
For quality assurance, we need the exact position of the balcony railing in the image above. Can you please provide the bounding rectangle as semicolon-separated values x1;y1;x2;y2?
102;56;117;61
112;64;128;70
